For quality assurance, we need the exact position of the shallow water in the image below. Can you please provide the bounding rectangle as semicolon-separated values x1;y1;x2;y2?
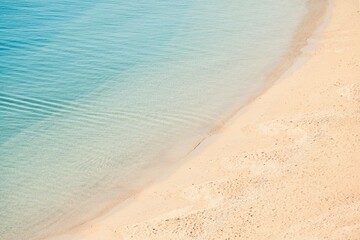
1;0;309;239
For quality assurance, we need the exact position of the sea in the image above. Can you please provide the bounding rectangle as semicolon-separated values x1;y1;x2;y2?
1;0;313;239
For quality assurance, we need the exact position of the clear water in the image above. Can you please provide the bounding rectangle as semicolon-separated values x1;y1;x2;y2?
1;0;309;239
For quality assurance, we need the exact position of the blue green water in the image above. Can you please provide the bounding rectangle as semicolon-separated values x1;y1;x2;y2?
1;1;311;239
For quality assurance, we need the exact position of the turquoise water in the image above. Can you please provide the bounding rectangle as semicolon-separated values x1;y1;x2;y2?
1;1;310;239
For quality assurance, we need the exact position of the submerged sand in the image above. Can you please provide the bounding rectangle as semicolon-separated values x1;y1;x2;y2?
51;0;360;239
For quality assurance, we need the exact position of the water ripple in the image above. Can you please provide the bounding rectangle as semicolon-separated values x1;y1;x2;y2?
0;0;310;239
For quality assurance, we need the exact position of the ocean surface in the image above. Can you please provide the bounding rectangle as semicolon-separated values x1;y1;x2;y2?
1;1;310;239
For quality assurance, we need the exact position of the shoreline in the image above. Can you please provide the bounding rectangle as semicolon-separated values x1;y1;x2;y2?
49;0;360;239
43;2;327;238
197;0;329;140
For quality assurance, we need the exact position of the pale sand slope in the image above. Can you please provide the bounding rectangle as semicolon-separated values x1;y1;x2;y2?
54;0;360;239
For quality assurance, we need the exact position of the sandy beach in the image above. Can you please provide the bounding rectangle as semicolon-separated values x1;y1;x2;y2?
52;0;360;239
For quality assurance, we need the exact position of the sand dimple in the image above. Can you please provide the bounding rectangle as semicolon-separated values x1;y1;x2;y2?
278;202;360;240
339;83;360;102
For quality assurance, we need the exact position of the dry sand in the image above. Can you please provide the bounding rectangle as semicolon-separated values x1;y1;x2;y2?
52;0;360;239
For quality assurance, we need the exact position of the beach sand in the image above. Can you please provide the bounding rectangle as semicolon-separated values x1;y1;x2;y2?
52;0;360;239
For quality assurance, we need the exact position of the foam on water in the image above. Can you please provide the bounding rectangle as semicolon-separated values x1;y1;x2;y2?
1;0;310;239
